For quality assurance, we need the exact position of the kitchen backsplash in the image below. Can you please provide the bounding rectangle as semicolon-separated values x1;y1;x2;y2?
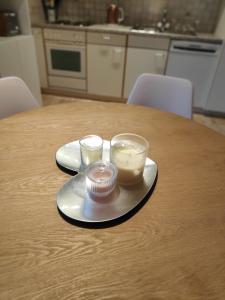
29;0;222;33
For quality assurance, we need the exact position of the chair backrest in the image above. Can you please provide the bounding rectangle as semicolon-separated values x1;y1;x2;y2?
127;73;193;119
0;76;39;119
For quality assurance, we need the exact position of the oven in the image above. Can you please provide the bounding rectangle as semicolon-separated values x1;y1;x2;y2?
46;41;86;78
44;28;86;90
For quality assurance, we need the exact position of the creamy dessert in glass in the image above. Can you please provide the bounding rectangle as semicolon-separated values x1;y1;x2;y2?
110;133;149;185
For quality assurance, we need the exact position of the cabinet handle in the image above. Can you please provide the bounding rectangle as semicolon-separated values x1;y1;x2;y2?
112;48;122;65
155;52;166;72
102;35;110;40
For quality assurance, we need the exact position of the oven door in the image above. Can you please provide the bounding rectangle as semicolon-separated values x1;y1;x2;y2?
46;42;86;78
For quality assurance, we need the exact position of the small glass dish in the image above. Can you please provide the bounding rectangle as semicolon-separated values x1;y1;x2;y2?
86;160;118;199
79;135;103;169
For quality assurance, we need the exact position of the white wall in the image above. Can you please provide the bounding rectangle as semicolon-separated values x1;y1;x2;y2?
215;0;225;38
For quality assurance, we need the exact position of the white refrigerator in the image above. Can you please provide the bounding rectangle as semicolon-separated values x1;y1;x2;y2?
0;35;42;105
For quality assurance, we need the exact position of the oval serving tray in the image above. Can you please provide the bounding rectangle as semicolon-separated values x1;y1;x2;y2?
57;158;157;223
56;139;158;224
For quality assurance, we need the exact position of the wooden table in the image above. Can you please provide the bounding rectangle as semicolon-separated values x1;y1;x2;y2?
0;101;225;300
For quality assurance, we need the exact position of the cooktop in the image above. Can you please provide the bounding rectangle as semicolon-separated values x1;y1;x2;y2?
53;20;94;27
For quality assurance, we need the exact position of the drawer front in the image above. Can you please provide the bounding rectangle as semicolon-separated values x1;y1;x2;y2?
128;34;170;50
44;28;85;43
87;32;126;47
49;76;86;90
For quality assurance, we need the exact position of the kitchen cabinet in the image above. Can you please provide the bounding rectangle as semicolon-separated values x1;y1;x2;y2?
206;44;225;113
0;1;42;104
32;28;48;88
31;24;223;109
0;35;42;104
123;34;169;99
87;32;126;98
0;38;21;77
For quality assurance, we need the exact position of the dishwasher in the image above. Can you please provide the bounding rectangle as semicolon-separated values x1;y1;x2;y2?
166;40;222;111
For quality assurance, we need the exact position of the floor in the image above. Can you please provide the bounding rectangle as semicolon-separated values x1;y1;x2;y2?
42;94;225;136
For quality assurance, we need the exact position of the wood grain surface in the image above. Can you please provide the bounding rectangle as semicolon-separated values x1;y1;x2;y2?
0;101;225;300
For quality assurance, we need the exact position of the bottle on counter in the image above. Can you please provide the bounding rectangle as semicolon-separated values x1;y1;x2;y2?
42;0;60;23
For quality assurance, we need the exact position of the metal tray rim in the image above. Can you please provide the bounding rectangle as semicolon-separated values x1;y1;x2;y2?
56;158;157;223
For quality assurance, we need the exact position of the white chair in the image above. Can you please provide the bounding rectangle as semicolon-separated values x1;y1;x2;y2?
127;73;193;119
0;76;40;119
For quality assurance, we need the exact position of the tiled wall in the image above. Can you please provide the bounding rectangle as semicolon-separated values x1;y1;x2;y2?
29;0;222;33
28;0;45;24
216;0;225;37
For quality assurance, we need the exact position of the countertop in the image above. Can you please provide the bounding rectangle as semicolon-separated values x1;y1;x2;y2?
32;22;223;44
0;34;33;43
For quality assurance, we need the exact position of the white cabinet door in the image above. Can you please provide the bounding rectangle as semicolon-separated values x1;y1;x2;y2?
0;36;42;105
0;39;21;78
17;36;42;104
124;48;167;99
32;28;48;88
87;44;125;98
206;45;225;113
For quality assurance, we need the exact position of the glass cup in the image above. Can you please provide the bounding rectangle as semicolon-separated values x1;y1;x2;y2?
110;133;149;185
79;135;103;169
86;160;118;199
